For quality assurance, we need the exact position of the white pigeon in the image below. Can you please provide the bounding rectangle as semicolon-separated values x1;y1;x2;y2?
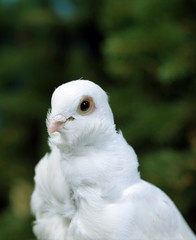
31;79;196;240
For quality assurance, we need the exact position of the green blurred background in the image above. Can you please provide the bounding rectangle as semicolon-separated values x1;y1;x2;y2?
0;0;195;239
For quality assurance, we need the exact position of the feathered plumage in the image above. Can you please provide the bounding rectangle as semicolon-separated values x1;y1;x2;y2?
31;80;196;240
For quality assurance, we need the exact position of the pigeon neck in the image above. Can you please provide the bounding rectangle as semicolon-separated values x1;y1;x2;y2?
61;126;117;156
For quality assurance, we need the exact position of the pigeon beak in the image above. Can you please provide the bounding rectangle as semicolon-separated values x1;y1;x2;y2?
47;114;74;134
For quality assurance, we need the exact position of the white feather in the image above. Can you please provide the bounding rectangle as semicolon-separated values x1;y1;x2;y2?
31;79;196;240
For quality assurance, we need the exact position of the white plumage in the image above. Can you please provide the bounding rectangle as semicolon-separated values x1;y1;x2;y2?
31;79;196;240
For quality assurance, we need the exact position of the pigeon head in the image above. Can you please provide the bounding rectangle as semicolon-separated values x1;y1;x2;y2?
47;80;115;149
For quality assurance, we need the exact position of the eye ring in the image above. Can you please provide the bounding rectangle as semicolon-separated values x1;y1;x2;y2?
77;96;95;116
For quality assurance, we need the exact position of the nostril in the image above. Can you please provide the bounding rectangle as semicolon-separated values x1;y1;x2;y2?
53;114;67;122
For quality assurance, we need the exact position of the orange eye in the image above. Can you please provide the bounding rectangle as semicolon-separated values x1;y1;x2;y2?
77;96;95;115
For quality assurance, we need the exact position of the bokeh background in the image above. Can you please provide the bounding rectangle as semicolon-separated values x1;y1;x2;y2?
0;0;195;239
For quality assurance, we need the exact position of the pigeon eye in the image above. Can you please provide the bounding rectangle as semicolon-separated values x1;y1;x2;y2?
77;96;95;116
80;100;90;111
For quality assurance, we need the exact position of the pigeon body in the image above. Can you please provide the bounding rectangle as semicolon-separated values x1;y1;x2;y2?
31;80;196;240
